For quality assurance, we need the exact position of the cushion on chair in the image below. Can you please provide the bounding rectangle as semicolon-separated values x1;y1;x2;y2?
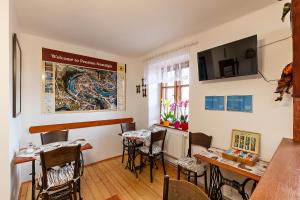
138;145;162;155
176;157;208;174
37;164;76;188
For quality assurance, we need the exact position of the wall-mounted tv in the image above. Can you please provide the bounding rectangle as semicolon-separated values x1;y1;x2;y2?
197;35;258;81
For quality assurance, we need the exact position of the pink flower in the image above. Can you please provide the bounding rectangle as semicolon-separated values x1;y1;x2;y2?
177;101;183;107
170;103;176;111
183;100;189;108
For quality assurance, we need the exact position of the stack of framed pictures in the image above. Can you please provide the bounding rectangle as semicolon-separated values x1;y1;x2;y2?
222;129;261;166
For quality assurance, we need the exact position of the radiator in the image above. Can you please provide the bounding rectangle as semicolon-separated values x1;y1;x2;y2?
163;128;188;161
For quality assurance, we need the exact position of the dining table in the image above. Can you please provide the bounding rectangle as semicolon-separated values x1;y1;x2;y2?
121;129;151;177
121;126;166;177
15;139;93;200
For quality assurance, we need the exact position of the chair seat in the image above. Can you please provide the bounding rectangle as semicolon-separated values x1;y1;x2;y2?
37;164;76;188
138;145;162;155
176;157;208;174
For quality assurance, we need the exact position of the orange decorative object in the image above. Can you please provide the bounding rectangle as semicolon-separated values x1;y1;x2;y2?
275;63;293;101
163;121;170;126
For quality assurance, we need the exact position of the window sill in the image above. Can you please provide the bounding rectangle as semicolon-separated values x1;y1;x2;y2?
154;124;188;133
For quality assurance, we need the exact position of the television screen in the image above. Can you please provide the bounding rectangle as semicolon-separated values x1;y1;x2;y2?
197;35;258;81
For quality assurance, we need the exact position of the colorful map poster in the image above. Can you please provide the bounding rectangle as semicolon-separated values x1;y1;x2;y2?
227;95;252;112
42;48;126;113
205;96;225;110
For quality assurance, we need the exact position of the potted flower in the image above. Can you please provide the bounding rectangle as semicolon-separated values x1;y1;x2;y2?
161;99;176;126
178;100;189;131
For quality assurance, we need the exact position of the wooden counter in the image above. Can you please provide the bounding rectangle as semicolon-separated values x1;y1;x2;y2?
250;138;300;200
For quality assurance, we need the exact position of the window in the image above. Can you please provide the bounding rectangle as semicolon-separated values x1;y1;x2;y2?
160;61;189;123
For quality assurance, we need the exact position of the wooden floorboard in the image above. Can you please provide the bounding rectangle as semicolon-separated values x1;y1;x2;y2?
18;156;204;200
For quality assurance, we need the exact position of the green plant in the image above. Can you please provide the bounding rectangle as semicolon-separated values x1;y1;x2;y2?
161;99;176;122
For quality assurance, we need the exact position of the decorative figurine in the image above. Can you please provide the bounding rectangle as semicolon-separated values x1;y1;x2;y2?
278;0;291;22
275;63;293;101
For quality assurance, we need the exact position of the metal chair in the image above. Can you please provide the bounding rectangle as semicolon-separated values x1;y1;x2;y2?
163;175;210;200
176;132;212;192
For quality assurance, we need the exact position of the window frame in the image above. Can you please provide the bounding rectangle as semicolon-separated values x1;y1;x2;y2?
160;80;189;120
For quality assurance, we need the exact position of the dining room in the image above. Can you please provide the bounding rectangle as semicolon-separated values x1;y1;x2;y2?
1;0;300;200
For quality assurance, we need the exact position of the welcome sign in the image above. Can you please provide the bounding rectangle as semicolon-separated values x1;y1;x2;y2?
42;48;126;113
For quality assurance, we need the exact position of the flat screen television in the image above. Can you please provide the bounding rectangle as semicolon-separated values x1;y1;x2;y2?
197;35;258;81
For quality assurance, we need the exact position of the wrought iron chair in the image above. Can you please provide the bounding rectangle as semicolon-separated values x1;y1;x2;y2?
176;132;212;192
37;144;82;200
138;129;167;182
163;175;210;200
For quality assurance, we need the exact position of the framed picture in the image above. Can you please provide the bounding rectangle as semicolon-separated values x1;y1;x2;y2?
231;129;260;154
12;33;22;118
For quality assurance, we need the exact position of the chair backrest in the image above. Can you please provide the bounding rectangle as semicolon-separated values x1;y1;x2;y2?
40;130;69;145
40;144;81;188
150;129;167;154
120;122;136;133
163;175;209;200
188;132;212;157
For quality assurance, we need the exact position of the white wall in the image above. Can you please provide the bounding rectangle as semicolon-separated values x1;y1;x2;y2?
18;33;146;181
145;2;292;161
0;0;12;199
143;3;292;199
9;0;22;199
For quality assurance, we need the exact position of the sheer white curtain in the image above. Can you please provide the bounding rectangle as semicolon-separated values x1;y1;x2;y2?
144;48;190;85
144;48;190;126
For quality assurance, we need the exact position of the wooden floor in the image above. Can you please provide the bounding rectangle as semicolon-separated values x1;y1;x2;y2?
19;156;203;200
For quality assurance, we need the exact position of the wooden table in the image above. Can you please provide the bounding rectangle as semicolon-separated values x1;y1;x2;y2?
250;138;300;200
194;149;267;200
15;143;93;200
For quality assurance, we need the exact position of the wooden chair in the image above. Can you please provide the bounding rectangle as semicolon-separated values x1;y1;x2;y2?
120;122;143;163
163;175;210;200
40;129;84;196
176;132;212;192
38;144;82;200
40;130;69;145
138;129;167;182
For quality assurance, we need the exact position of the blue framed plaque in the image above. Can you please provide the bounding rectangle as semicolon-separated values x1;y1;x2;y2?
205;96;225;111
227;95;253;112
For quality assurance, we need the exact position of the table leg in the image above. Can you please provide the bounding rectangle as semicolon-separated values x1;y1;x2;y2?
208;164;223;200
125;140;139;178
32;160;35;200
208;164;256;200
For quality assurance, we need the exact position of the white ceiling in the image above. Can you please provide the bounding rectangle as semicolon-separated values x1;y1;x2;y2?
15;0;275;57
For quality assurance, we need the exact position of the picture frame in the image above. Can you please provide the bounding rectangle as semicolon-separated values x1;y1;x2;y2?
231;129;260;154
12;33;22;118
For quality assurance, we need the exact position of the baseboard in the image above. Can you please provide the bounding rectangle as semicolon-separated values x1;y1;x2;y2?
84;154;123;167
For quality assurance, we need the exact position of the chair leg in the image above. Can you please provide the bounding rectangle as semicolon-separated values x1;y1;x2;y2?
161;153;166;175
78;179;83;200
154;161;159;169
194;172;198;185
73;183;77;200
187;171;191;182
150;157;154;182
122;145;125;163
140;154;143;174
204;171;208;193
177;165;181;180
